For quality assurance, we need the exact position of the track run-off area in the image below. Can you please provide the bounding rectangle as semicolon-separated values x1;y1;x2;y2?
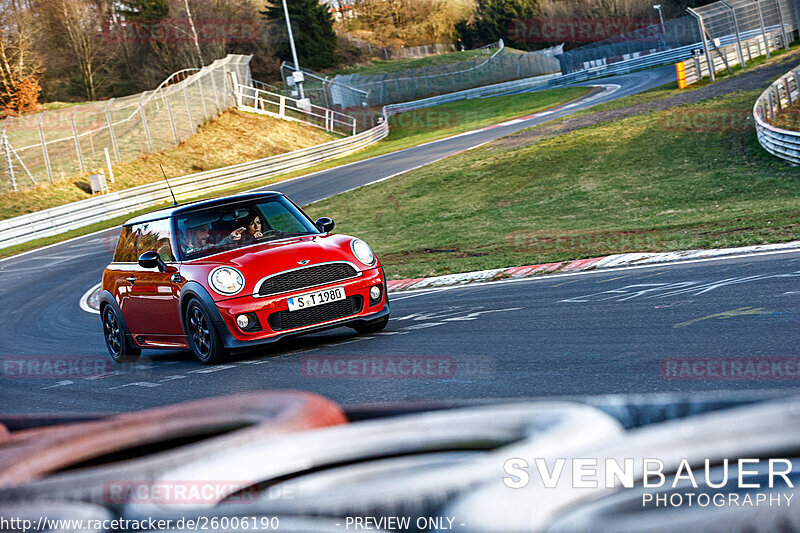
7;65;799;413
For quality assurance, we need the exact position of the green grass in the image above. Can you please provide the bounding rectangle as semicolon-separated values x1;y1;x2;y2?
330;49;500;76
251;86;589;181
0;87;588;260
306;90;800;280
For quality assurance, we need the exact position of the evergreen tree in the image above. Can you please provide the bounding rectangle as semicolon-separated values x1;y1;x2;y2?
117;0;170;22
457;0;541;49
262;0;338;70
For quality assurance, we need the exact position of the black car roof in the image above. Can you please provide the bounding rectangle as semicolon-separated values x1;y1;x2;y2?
122;191;285;226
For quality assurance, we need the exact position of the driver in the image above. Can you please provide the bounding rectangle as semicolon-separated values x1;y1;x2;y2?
183;222;243;255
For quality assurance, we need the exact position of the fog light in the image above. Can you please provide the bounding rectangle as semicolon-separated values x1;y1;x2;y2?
236;314;251;329
370;285;381;301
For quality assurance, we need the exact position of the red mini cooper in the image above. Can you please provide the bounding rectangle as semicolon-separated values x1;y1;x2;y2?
100;192;390;364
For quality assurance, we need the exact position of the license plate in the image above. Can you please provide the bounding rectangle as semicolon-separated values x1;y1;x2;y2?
287;286;346;312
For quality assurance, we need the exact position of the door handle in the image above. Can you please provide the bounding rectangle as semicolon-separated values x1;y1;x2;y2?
126;277;137;283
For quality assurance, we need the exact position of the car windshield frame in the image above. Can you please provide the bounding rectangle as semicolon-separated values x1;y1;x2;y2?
174;196;321;261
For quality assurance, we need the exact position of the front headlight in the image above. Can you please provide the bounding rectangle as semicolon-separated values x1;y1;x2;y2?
208;266;245;296
351;239;376;266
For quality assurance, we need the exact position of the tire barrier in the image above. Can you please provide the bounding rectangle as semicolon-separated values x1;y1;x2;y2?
442;395;800;532
0;501;112;532
0;391;346;503
121;402;622;529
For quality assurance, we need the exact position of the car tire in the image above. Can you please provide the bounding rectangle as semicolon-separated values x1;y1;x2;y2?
101;305;140;363
353;315;389;334
185;299;227;364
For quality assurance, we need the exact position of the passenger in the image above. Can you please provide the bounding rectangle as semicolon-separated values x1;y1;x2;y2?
242;213;264;242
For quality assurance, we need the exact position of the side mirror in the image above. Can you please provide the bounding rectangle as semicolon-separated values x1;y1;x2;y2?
138;250;166;272
315;217;335;233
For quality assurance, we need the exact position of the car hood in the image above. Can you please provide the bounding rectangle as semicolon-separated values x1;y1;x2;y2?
183;233;374;299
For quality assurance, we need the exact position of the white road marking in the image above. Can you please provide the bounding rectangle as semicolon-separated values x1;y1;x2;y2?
41;380;73;390
159;375;188;382
390;248;800;298
79;282;101;315
561;272;800;303
109;381;161;389
187;364;237;374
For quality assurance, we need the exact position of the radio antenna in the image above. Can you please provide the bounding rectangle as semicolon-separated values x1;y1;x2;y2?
160;165;178;207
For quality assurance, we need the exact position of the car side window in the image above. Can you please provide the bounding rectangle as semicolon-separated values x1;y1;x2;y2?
113;225;141;263
139;219;176;263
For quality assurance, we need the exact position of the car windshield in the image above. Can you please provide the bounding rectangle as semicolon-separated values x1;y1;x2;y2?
175;196;319;260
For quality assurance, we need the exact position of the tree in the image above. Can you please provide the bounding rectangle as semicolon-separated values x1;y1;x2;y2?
456;0;541;49
116;0;169;21
0;0;43;113
262;0;337;70
40;0;112;101
348;0;475;46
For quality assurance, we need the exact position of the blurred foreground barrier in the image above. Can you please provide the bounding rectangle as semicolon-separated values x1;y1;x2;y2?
0;391;345;498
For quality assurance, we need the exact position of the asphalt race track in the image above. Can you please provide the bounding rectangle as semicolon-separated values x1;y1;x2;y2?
14;64;799;414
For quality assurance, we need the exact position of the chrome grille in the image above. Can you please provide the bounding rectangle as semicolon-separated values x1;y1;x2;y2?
256;263;359;297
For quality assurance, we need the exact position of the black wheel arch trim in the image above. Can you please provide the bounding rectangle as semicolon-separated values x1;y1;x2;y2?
98;290;135;345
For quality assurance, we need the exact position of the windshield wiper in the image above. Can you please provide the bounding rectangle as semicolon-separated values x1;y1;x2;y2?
257;230;313;241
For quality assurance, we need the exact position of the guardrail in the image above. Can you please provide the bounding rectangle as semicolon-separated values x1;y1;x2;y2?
548;26;785;87
236;85;358;136
754;64;800;164
0;72;560;250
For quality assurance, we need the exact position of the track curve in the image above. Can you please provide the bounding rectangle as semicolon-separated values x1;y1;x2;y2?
18;65;796;415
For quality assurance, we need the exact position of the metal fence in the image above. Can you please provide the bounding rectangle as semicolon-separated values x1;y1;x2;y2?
754;64;800;164
556;0;799;76
280;41;563;109
332;42;563;107
0;55;253;194
236;85;358;136
687;0;797;81
340;35;457;60
556;16;702;74
677;30;788;87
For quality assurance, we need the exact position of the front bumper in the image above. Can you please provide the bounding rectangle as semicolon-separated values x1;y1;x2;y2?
211;266;389;351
